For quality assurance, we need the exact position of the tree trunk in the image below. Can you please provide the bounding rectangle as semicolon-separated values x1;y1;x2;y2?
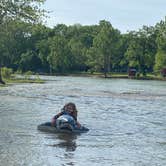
0;66;5;84
104;71;107;78
107;55;111;73
49;65;52;75
104;55;108;78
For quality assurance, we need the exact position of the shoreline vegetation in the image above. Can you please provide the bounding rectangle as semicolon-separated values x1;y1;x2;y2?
1;1;166;85
0;74;44;87
59;72;166;81
1;19;166;86
1;71;165;87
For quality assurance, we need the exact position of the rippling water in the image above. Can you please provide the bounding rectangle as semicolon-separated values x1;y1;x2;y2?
0;76;166;166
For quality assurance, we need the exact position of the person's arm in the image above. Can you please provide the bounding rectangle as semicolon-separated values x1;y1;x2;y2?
76;121;81;128
51;112;63;126
72;111;81;128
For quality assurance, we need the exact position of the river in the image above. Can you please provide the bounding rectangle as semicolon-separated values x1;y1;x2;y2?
0;76;166;166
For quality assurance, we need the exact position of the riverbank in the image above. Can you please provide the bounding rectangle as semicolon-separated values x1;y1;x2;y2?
0;72;165;87
58;72;166;81
0;75;44;87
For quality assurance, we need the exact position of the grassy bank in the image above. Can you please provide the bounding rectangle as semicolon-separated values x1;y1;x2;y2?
0;74;44;87
1;72;165;88
59;71;166;81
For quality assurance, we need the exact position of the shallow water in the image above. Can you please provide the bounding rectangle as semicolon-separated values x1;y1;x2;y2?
0;76;166;166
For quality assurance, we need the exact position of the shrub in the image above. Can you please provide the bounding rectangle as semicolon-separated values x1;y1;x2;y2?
23;71;34;80
2;67;13;79
15;70;22;74
24;71;34;75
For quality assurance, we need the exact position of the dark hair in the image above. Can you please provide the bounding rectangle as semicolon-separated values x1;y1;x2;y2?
63;102;77;112
62;102;78;120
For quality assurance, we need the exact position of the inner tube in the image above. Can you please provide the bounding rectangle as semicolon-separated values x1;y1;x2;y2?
37;122;89;134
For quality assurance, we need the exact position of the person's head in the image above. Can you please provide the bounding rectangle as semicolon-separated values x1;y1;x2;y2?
63;102;77;114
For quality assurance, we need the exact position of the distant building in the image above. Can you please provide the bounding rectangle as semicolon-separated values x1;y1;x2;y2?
161;68;166;77
128;68;137;77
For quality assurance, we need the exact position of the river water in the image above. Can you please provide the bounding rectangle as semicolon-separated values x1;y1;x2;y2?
0;76;166;166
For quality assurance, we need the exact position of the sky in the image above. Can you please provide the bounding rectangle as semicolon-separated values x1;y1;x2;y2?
43;0;166;33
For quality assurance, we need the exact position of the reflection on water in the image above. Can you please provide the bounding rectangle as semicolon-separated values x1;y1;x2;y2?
45;133;77;166
0;76;166;166
46;133;77;152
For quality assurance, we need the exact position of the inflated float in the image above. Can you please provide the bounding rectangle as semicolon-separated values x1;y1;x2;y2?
37;114;89;134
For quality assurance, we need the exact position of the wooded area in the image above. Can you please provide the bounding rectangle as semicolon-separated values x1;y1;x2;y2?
0;1;166;83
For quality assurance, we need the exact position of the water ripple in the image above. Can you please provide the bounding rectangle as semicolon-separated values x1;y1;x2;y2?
0;76;166;166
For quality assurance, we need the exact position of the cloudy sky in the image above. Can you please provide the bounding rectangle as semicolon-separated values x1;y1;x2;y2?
43;0;166;33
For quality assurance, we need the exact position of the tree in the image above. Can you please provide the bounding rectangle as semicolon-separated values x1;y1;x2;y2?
19;50;42;72
68;38;87;71
47;36;72;73
125;28;157;76
0;0;45;84
86;47;102;72
154;19;166;74
125;39;143;71
154;51;166;73
36;39;50;73
28;24;52;73
88;20;116;77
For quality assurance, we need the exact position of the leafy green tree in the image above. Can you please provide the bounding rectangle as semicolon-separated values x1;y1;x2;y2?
125;28;157;76
86;47;102;72
52;24;68;37
0;0;45;84
28;24;52;72
1;20;32;68
36;39;50;72
0;0;45;24
47;36;72;73
68;38;87;71
19;50;42;72
154;19;166;74
154;51;166;73
88;20;116;77
138;26;157;72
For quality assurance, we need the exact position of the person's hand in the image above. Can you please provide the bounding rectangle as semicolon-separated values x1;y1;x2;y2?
51;118;56;126
76;121;81;128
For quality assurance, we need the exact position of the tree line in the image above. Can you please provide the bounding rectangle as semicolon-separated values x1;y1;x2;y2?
0;1;166;83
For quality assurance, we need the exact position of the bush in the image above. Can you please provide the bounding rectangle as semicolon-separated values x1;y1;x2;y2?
136;72;140;78
23;71;34;80
24;71;34;75
2;67;13;79
15;70;22;74
35;74;42;82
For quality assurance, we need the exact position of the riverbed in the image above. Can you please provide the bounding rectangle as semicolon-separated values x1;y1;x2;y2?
0;76;166;166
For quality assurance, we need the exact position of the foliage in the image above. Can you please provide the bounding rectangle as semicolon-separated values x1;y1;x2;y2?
0;15;166;78
154;50;166;73
0;0;45;24
19;50;42;72
125;28;157;76
24;71;34;75
2;67;13;79
47;35;72;73
154;19;166;73
87;20;118;77
0;0;46;83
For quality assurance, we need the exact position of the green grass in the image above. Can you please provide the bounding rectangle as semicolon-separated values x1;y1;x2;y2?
0;74;44;86
5;78;44;84
71;72;166;80
0;72;165;88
